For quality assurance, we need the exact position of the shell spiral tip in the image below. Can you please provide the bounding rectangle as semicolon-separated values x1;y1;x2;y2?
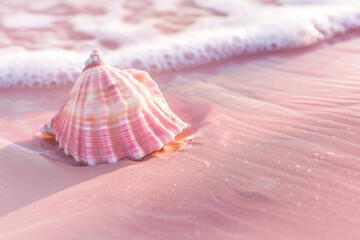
85;48;105;67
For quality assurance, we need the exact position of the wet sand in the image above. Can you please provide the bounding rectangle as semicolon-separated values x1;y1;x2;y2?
1;33;360;239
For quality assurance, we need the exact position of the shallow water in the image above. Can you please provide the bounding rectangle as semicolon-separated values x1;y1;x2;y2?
1;0;360;87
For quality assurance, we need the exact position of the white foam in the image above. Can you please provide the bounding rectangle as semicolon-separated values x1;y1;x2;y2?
2;14;57;29
0;0;360;88
0;49;83;88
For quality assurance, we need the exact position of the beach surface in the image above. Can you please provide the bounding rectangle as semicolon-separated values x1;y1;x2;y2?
1;32;360;239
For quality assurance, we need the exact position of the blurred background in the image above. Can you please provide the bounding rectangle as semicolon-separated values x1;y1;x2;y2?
0;0;359;87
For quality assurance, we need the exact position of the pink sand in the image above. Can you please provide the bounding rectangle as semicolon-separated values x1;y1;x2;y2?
1;32;360;239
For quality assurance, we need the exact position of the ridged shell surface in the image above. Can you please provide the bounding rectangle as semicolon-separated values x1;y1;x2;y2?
40;49;187;165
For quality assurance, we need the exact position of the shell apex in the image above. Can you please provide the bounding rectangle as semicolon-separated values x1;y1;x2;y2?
84;48;105;67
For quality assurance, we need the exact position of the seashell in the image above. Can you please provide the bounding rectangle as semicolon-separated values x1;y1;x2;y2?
40;49;187;165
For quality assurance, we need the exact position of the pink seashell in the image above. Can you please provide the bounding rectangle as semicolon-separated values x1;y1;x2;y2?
40;49;187;165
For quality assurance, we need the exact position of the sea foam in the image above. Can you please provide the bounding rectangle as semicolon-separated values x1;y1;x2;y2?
0;0;360;88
